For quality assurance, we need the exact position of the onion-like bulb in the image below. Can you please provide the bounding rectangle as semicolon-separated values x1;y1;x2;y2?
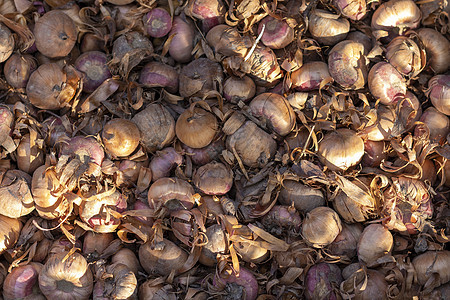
414;107;449;143
34;10;77;58
39;252;93;300
308;9;349;46
92;263;137;300
257;16;294;49
291;61;333;91
206;24;250;57
139;238;188;276
111;248;141;275
328;40;368;90
341;269;389;299
368;62;406;106
193;161;233;195
26;63;81;110
362;105;395;141
176;106;218;149
386;36;424;77
139;61;179;94
102;118;141;158
427;75;450;116
371;0;421;38
0;170;34;218
131;104;175;152
417;28;450;73
249;93;295;136
3;263;44;300
362;140;387;167
328;223;363;259
357;224;393;265
199;224;227;266
0;215;21;255
168;15;195;63
82;232;114;255
302;206;342;248
305;263;343;300
333;0;366;20
413;251;450;286
16;133;45;174
179;58;223;98
4;53;37;88
0;23;14;63
278;180;325;213
147;177;195;211
149;147;183;181
223;76;256;103
318;128;364;171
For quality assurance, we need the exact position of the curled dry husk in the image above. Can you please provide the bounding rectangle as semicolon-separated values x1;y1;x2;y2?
93;263;137;299
0;169;34;218
179;58;224;98
412;251;450;287
302;206;342;248
341;268;389;300
0;214;21;255
148;177;195;211
309;9;350;46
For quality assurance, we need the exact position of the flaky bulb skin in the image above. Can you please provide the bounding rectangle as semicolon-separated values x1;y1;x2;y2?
39;252;93;300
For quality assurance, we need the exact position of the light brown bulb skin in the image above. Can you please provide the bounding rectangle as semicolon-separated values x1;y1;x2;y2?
102;118;141;157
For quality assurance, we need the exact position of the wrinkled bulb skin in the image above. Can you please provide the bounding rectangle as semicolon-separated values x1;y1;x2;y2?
291;61;333;91
386;36;424;77
39;252;93;300
0;23;14;63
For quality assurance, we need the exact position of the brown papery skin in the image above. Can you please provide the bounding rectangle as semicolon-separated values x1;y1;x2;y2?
368;62;406;106
362;105;395;141
357;224;393;265
112;248;141;275
257;16;294;49
249;93;295;136
333;0;366;20
139;61;179;94
82;231;114;255
4;53;37;88
413;251;450;286
309;10;350;46
102;118;141;158
34;11;77;58
193;161;233;195
185;0;226;32
0;23;14;63
149;147;183;181
302;206;342;248
386;36;423;77
414;107;449;143
147;177;195;210
16;133;45;174
199;224;227;266
139;238;188;276
132;104;175;152
176;107;218;149
328;223;363;259
428;75;450;116
362;140;387;167
206;24;250;57
223;76;256;103
417;28;450;73
291;61;333;92
328;40;367;90
278;180;325;213
318;128;365;171
0;215;21;255
371;0;421;38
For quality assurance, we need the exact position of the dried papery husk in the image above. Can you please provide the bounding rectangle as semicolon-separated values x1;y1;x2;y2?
257;16;294;49
60;136;104;168
206;24;251;57
16;133;45;174
341;269;389;300
417;28;450;73
179;58;224;98
309;9;350;46
26;63;81;110
368;62;406;106
232;226;270;264
176;106;218;149
78;190;126;233
291;61;333;92
333;0;366;20
0;23;14;63
0;169;34;218
39;252;93;300
305;262;343;300
386;36;425;77
4;53;37;88
318;128;364;171
115;159;148;187
414;107;449;143
82;231;114;255
3;262;44;300
390;90;422;137
427;75;450;116
48;237;83;256
371;0;421;39
382;177;432;234
102;118;141;158
302;206;342;248
139;61;179;94
413;251;450;287
331;176;377;223
139;278;177;300
362;140;387;167
328;40;367;90
147;177;195;211
346;31;372;54
193;161;233;195
0;215;21;255
131;104;175;152
44;0;70;8
261;205;301;235
279;180;325;213
185;0;226;32
249;93;295;136
199;224;227;266
111;248;141;275
245;44;282;87
31;165;70;220
92;263;137;300
362;105;395;141
357;224;393;265
139;238;188;276
223;76;256;103
34;10;77;58
328;223;363;260
106;0;134;4
226;120;277;168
